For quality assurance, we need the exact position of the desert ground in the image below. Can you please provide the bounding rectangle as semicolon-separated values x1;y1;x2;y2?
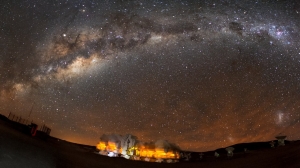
0;116;299;168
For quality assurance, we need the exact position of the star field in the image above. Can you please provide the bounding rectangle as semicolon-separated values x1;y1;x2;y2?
1;0;300;151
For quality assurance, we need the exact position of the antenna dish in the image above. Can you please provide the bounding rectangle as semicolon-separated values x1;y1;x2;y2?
214;152;219;158
275;135;287;146
275;136;287;140
225;147;234;157
269;141;275;148
225;147;234;152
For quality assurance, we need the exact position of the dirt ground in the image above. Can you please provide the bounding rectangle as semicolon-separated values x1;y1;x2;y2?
0;118;299;168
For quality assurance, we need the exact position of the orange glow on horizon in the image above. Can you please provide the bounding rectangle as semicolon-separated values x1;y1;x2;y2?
96;141;122;153
139;148;178;159
96;141;179;159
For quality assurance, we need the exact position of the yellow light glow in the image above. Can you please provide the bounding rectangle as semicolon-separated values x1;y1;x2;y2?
96;142;179;159
96;141;122;153
139;148;179;159
96;141;107;151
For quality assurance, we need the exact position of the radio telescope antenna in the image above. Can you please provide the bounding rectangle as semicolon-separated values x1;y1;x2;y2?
27;102;36;120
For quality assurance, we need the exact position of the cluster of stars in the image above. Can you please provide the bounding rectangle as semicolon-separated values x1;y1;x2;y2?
0;0;300;151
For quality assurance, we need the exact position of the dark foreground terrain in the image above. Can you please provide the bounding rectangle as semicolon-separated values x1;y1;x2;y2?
0;117;299;168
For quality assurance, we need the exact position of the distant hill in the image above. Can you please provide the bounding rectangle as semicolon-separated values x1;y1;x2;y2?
0;115;300;167
0;114;8;121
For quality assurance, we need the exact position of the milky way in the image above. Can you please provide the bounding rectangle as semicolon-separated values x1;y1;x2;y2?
1;0;300;151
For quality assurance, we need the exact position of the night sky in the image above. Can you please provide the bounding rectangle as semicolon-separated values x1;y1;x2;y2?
1;0;300;152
